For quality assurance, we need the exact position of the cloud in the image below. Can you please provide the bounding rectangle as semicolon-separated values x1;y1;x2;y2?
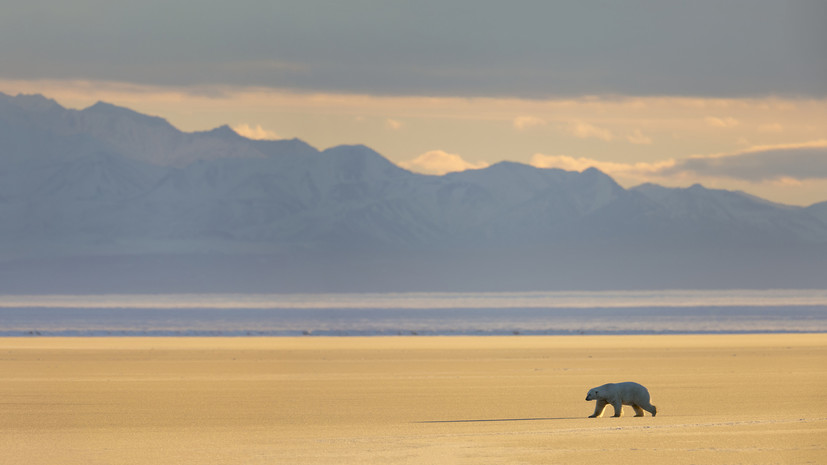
385;118;403;130
531;141;827;187
563;121;613;141
513;116;546;130
664;141;827;182
399;150;489;175
231;123;279;140
705;116;740;128
3;3;824;99
626;129;653;145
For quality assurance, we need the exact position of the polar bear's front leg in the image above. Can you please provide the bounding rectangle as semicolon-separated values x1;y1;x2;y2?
611;401;623;417
589;399;607;418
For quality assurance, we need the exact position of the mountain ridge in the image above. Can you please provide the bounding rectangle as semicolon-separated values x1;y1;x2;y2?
1;92;826;292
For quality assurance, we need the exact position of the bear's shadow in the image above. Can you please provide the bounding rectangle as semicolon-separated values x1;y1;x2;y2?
415;417;582;423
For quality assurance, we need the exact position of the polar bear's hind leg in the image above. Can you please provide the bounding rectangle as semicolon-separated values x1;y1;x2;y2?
632;404;645;417
639;400;657;416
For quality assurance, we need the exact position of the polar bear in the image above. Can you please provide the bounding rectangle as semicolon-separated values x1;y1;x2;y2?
585;382;657;418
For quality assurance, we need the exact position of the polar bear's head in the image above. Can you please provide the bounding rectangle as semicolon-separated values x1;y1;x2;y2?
585;388;599;401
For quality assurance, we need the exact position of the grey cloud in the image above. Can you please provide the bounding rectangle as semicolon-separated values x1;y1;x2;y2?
666;145;827;181
2;0;825;98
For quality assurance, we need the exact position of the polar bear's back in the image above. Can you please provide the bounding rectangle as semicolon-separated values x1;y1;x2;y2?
614;381;651;402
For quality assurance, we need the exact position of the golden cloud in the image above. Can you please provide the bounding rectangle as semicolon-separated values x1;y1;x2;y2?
399;150;489;175
385;118;403;130
563;121;614;141
705;116;740;128
626;129;653;145
513;115;546;130
231;123;279;140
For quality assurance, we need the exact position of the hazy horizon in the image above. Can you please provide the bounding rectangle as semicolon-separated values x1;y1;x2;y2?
3;289;826;336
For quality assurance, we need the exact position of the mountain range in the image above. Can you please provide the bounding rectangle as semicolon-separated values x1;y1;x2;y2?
1;92;826;293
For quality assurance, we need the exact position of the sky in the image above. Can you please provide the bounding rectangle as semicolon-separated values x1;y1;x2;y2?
1;0;826;205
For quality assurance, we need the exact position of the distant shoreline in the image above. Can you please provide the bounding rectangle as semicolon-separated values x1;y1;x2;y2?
4;329;827;338
3;291;827;336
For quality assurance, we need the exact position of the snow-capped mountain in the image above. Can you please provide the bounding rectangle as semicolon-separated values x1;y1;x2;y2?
1;92;826;293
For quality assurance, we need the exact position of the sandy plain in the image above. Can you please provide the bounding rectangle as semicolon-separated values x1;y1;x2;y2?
0;334;825;464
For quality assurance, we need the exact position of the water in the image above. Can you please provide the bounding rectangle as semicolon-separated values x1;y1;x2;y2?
1;290;827;336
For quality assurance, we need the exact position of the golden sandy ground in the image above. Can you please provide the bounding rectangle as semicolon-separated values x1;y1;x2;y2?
1;334;825;464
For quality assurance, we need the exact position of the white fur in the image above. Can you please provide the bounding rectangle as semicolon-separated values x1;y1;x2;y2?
585;382;657;417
